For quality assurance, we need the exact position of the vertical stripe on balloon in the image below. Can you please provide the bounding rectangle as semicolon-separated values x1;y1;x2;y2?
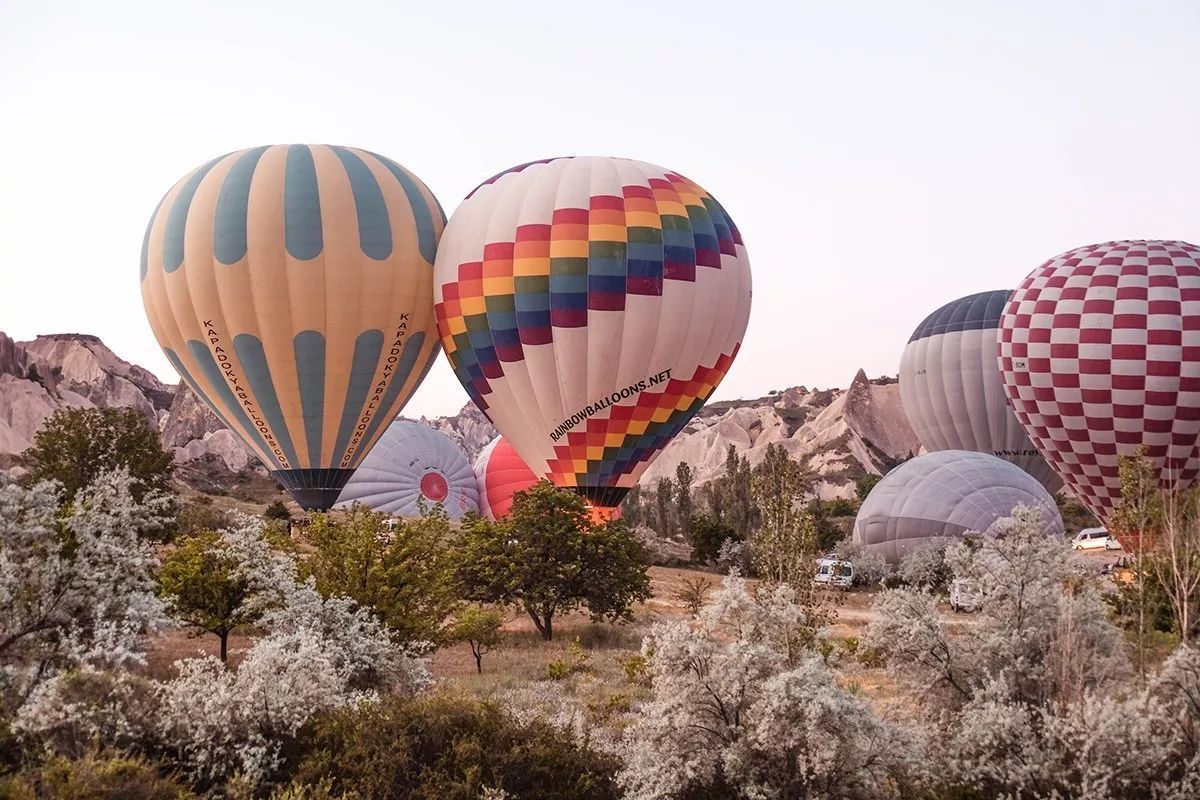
284;145;323;261
163;156;225;273
332;329;385;462
330;146;392;260
183;340;276;462
233;333;301;467
294;330;326;466
213;146;271;265
356;331;430;457
140;193;168;282
366;151;444;265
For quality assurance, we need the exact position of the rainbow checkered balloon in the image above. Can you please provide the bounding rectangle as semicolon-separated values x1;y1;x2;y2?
434;156;752;509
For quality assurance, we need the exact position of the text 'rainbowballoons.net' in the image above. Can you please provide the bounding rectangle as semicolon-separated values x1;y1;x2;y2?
140;144;445;510
433;156;752;513
899;290;1061;492
998;240;1200;535
334;420;478;518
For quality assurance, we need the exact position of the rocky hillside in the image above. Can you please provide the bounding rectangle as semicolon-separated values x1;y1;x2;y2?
0;331;919;497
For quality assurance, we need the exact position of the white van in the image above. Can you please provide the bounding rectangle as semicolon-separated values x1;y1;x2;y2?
814;556;854;588
1073;527;1120;551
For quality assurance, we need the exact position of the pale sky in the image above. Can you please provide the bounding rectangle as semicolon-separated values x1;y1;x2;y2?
2;0;1198;418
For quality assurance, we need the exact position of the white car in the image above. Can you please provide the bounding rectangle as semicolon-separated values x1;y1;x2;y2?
814;556;854;588
1072;527;1121;551
949;578;983;612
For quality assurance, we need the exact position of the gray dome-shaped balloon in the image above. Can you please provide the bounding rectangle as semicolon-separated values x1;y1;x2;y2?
334;421;478;518
899;290;1061;492
853;450;1063;564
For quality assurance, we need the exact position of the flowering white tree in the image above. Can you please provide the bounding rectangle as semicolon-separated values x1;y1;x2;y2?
618;574;915;799
16;515;429;791
925;647;1200;798
154;517;429;788
0;470;168;702
866;505;1129;710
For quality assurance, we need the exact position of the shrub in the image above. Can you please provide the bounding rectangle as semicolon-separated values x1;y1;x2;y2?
0;750;196;800
283;692;620;800
264;501;292;523
544;639;590;680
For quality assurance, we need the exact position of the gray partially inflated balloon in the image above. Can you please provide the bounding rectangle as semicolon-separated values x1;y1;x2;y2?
853;450;1063;564
334;421;478;518
899;290;1061;492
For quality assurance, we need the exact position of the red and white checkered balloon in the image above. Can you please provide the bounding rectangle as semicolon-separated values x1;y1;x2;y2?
998;240;1200;527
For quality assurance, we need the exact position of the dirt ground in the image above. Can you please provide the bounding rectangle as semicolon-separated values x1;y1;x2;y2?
145;553;1135;716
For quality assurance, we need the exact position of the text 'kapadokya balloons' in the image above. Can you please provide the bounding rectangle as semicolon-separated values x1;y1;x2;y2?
853;450;1064;564
900;290;1061;491
334;420;477;518
141;145;445;510
473;435;539;521
434;157;752;514
998;240;1200;534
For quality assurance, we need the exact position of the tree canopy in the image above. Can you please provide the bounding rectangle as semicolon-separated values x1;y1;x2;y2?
456;482;651;640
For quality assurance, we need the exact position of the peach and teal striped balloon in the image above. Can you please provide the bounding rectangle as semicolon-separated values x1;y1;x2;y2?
140;144;445;510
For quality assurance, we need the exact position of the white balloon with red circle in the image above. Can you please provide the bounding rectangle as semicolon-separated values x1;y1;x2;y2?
998;239;1200;538
334;420;478;518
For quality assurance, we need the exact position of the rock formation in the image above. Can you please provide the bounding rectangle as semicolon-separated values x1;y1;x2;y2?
0;330;920;498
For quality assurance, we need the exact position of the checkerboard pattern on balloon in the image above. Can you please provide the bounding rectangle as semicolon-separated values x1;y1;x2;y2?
998;240;1200;523
435;169;743;486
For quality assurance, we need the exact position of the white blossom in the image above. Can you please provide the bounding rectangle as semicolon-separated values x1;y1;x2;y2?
0;470;168;699
618;573;915;799
154;517;430;788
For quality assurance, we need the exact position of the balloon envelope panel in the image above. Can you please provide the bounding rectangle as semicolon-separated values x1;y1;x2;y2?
853;450;1064;564
140;145;445;510
473;435;539;521
998;241;1200;529
434;156;752;509
900;290;1061;491
334;421;477;518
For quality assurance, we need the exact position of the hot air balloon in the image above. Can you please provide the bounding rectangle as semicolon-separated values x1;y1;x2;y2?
853;450;1064;564
900;290;1061;491
141;145;445;510
473;435;539;521
334;420;477;518
998;240;1200;545
434;157;752;518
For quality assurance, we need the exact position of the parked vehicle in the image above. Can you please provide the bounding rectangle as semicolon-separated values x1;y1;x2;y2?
814;555;854;588
949;577;983;612
1073;527;1121;551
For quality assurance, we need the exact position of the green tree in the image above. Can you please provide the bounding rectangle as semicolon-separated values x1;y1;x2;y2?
300;504;461;645
702;445;757;538
655;476;675;537
688;513;739;564
157;530;261;663
856;473;882;501
675;462;694;540
1112;448;1166;681
21;406;174;505
449;606;504;674
456;482;651;640
619;484;645;527
750;443;815;583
